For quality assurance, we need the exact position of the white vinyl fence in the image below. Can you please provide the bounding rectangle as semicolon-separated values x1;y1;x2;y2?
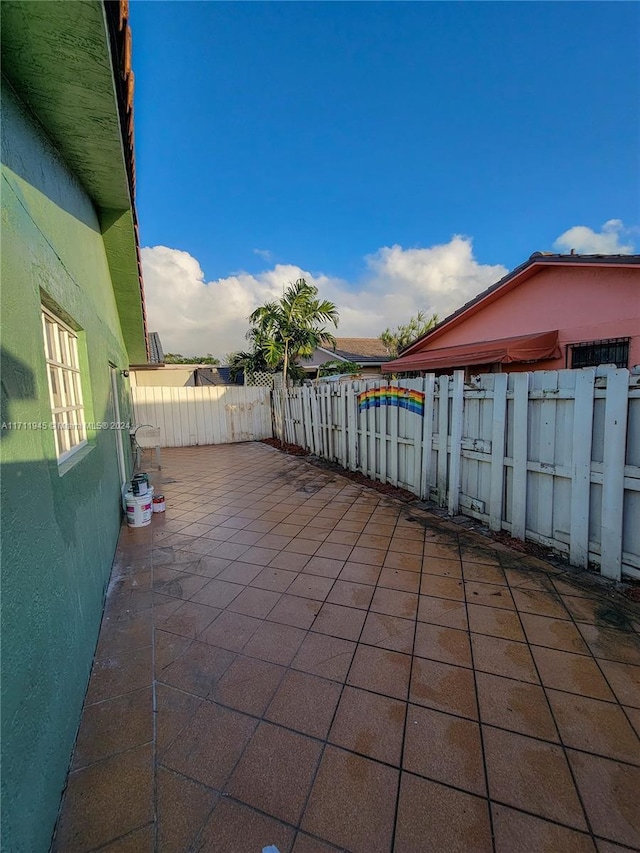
273;369;640;581
132;385;272;447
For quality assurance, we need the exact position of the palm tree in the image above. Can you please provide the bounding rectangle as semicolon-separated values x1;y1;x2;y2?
380;310;440;358
249;279;339;380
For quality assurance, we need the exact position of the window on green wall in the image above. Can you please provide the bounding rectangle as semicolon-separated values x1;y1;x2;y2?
41;307;87;463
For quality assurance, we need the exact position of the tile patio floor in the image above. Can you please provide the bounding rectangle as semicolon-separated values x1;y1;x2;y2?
53;443;640;852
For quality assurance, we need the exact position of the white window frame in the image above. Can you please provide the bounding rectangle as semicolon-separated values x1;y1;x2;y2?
41;307;87;464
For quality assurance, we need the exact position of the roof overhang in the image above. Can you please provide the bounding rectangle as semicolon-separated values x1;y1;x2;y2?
399;254;640;358
382;330;561;373
1;0;148;364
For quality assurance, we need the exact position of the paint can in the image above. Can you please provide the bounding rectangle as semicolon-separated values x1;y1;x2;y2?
152;494;166;513
132;473;149;496
125;491;153;527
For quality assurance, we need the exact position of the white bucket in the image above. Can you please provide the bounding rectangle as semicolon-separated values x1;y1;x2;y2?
125;491;153;527
152;494;166;513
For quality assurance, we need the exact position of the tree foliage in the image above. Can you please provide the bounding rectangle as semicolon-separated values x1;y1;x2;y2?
318;359;362;377
379;311;440;358
163;353;220;365
248;278;339;379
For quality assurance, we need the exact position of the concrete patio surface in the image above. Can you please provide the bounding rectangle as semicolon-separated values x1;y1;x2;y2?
52;443;640;852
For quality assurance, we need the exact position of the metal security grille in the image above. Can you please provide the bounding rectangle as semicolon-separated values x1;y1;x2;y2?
42;307;87;462
570;338;630;369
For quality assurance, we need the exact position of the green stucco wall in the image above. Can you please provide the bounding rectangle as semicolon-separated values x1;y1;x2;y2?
1;82;136;852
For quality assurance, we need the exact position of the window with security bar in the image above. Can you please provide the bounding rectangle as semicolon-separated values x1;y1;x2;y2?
569;337;630;370
42;307;87;462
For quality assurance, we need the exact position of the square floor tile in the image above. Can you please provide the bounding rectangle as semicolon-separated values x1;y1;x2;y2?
190;578;244;609
285;538;322;556
568;749;640;849
217;561;264;585
195;797;295;853
156;766;218;852
267;594;322;629
492;803;597;853
371;587;418;619
71;687;152;770
520;612;589;654
266;670;342;738
417;595;468;630
199;610;263;653
154;683;203;756
53;744;153;853
158;640;236;698
410;657;478;719
326;579;375;609
85;645;152;704
226;721;322;824
329;686;405;765
162;702;257;790
227;586;282;618
314;542;354;561
249;566;298;593
598;659;640;708
531;646;615;700
156;600;221;640
394;772;492;853
476;670;558;741
360;612;415;654
301;746;398;853
312;602;367;641
212;656;285;716
577;624;640;666
349;546;387;566
483;726;587;829
404;704;486;795
243;621;307;666
423;542;461;560
463;563;507;585
421;555;462;579
465;581;515;610
546;689;640;764
384;552;423;573
347;645;411;700
269;551;312;572
292;633;356;682
467;603;525;642
414;622;472;668
338;561;381;585
287;574;335;601
420;574;465;601
471;633;540;684
511;588;569;620
303;556;346;579
378;568;420;593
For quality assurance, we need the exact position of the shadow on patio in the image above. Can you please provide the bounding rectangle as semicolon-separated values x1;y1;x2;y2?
52;443;640;852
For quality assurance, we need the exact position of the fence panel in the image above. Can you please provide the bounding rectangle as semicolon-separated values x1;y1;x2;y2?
273;368;639;580
132;385;273;447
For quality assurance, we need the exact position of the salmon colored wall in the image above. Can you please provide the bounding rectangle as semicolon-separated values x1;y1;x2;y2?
418;266;640;369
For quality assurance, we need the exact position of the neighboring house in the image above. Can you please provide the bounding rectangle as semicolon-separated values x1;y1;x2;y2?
130;364;243;386
383;253;640;376
1;2;147;850
148;330;165;363
301;337;392;376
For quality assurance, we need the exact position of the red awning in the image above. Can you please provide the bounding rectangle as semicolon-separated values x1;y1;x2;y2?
382;330;561;373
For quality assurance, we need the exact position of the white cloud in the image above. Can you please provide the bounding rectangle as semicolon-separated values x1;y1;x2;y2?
141;237;508;358
252;248;273;261
553;219;636;255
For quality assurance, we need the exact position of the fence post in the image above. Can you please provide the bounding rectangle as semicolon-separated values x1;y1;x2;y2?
436;376;449;507
489;373;508;531
347;383;357;471
511;372;530;540
569;369;595;568
420;374;436;500
600;369;629;581
448;371;465;516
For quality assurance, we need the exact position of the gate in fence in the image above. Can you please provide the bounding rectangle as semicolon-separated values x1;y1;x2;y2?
273;369;640;581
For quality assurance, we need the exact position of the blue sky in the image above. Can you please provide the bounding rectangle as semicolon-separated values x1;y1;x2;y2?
130;1;639;355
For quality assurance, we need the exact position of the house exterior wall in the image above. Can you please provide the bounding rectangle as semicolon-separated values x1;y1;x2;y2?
1;84;135;852
130;366;197;386
412;266;639;371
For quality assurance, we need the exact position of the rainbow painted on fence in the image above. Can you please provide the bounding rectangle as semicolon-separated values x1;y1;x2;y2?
357;387;425;415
